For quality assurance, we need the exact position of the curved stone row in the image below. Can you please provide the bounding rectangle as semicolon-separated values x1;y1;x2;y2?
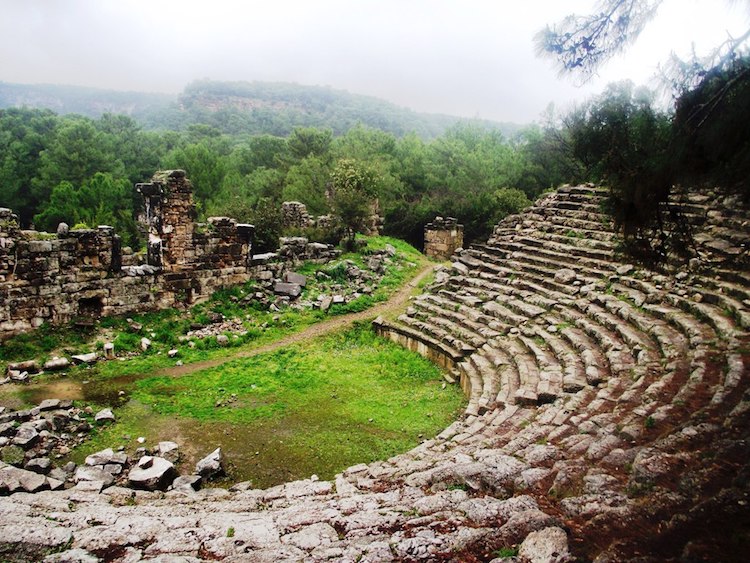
1;185;748;562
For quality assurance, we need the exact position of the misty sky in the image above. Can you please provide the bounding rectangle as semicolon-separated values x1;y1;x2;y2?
1;0;748;123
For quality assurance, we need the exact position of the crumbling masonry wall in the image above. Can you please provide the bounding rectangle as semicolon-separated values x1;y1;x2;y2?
0;170;334;339
281;199;383;236
424;216;463;260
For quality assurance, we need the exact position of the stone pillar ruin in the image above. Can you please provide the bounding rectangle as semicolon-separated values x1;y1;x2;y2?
424;216;464;260
136;170;197;271
281;201;311;229
0;208;19;279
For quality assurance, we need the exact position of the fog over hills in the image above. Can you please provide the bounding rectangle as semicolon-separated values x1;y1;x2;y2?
0;79;523;139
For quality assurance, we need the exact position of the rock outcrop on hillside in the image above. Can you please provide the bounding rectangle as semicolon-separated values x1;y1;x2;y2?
1;185;748;562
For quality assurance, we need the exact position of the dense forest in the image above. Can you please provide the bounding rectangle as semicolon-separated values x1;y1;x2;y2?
1;48;747;258
0;105;552;251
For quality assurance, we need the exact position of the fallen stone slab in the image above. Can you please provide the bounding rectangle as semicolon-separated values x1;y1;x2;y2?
7;360;40;373
172;474;202;491
158;441;180;463
554;269;577;284
0;462;53;493
43;357;70;371
24;457;51;475
195;447;224;480
252;252;279;264
128;456;177;491
85;447;127;466
274;282;302;298
71;352;98;365
74;465;115;487
284;271;307;287
37;399;62;411
94;409;115;424
11;425;39;448
9;371;29;383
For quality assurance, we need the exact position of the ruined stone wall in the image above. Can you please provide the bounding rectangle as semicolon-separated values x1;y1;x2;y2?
424;216;463;260
281;199;383;236
0;170;335;339
281;201;311;230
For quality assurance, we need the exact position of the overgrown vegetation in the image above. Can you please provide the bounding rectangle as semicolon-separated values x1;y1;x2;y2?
0;102;547;252
33;323;464;489
0;235;422;374
537;0;750;264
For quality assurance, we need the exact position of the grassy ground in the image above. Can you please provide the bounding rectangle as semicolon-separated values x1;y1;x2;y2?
66;323;465;487
0;236;466;488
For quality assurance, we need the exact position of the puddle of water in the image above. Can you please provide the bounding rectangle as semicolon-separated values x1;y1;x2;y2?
21;374;140;407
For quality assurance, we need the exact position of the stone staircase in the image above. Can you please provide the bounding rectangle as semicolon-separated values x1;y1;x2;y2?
1;185;749;562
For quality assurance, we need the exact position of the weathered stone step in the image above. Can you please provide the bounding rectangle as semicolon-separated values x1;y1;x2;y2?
479;343;521;407
494;219;619;244
470;353;501;413
504;258;599;292
458;360;484;416
495;292;548;319
395;314;472;358
412;298;492;348
574;299;659;363
480;239;616;275
506;338;541;406
715;268;750;290
641;302;717;348
552;199;604;213
558;184;609;197
665;294;740;341
592;293;687;362
520;211;613;234
489;234;616;262
553;305;636;377
492;228;617;254
530;325;588;393
710;352;746;407
559;324;610;386
517;335;564;403
420;294;505;338
703;275;750;306
527;204;610;225
481;299;529;326
685;282;750;330
428;312;487;349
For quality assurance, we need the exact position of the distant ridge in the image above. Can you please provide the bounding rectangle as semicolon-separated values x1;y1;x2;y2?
0;81;173;120
0;79;523;139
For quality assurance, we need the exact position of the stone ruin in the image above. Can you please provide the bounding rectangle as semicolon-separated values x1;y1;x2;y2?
0;170;338;339
280;201;311;230
0;184;749;560
424;216;464;260
280;199;383;236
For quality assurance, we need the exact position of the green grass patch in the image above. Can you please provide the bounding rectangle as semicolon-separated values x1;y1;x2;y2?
108;323;466;486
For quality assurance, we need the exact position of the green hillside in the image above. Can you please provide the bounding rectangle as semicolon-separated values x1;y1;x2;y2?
0;79;522;139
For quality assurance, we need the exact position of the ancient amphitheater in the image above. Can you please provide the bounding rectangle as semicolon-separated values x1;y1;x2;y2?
1;185;748;562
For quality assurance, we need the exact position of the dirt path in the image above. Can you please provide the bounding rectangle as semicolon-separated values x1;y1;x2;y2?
156;261;435;378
